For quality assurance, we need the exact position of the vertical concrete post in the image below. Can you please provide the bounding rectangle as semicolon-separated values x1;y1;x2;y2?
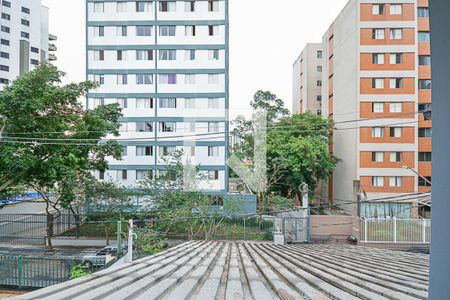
429;1;450;297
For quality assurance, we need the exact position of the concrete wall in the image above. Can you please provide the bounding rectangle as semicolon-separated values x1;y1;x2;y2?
310;215;354;237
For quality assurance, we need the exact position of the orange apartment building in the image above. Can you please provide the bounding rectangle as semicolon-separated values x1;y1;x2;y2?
320;0;431;218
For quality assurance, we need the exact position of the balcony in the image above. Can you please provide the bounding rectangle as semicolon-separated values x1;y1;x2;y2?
49;34;57;41
48;43;57;52
48;53;57;61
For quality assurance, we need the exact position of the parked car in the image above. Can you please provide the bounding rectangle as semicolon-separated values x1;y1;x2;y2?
81;243;127;268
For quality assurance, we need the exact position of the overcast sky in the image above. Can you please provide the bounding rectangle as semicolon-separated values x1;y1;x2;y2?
41;0;349;117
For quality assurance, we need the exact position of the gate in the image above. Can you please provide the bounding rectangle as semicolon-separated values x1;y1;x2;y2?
273;209;310;243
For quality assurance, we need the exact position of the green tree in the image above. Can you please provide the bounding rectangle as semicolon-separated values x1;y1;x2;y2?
267;113;340;201
0;63;123;248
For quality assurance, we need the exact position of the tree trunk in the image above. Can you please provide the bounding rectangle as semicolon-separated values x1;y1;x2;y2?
69;206;81;238
46;214;54;250
104;226;110;245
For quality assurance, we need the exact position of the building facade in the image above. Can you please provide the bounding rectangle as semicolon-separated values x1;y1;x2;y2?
86;0;229;192
321;0;431;217
0;0;56;88
292;43;323;115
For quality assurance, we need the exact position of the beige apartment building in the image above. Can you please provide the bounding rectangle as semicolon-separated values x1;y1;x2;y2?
292;43;323;114
319;0;432;218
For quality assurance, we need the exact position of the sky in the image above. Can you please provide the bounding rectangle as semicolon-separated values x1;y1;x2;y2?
41;0;349;118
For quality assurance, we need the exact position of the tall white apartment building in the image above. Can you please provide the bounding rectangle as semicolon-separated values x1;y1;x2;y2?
87;0;229;192
0;0;56;88
292;43;323;115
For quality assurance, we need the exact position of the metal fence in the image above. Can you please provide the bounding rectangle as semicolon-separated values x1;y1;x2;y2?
361;218;431;243
0;254;114;289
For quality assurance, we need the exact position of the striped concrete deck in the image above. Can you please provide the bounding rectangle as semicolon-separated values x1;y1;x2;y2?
16;241;429;300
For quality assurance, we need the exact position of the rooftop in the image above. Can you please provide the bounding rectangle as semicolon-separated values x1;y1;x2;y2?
17;242;429;300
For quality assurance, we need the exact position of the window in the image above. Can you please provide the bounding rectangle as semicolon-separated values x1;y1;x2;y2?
208;25;219;36
372;102;384;113
419;128;432;138
117;50;127;61
0;78;9;84
136;98;153;109
185;50;196;61
419;55;431;66
159;25;176;36
93;74;104;85
117;74;128;85
390;29;402;40
372;4;385;15
317;66;322;72
119;122;128;132
136;74;153;85
373;29;385;40
419;103;431;112
94;26;104;37
372;127;384;138
2;13;10;21
208;170;219;180
208;0;219;12
136;1;151;12
390;78;402;89
390;53;402;64
317;80;322;87
136;122;153;132
418;177;432;187
317;51;322;59
208;49;219;61
93;2;104;13
372;78;384;89
389;103;402;113
99;171;105;180
117;1;127;12
92;98;105;108
159;1;176;12
0;52;9;59
185;98;196;109
94;50;104;61
136;50;153;60
185;25;196;36
117;98;128;109
160;122;176;132
1;26;10;33
372;177;384;187
159;146;176;156
159;49;176;60
389;177;402;187
316;95;322;101
389;127;402;138
136;170;151;180
390;4;402;15
390;152;402;162
120;170;128;180
159;74;177;84
117;26;127;37
121;146;128;156
208;122;220;133
31;47;39;53
21;7;30;14
419;152;432;162
136;26;152;36
208;74;219;84
419;79;431;90
418;32;430;42
21;32;29;39
0;65;9;72
208;146;220;157
372;152;384;162
136;146;153;156
159;98;177;108
185;1;195;12
2;1;11;8
1;39;10;46
208;98;220;109
418;7;429;18
21;19;30;26
185;74;196;84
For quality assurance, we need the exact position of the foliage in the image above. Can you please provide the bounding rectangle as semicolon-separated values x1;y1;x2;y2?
69;265;91;280
263;195;295;212
0;63;123;248
230;90;340;210
134;228;166;258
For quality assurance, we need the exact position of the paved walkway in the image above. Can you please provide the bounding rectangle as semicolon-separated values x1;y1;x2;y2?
16;242;429;300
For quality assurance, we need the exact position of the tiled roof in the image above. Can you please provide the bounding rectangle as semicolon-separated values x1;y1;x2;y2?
17;241;429;300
